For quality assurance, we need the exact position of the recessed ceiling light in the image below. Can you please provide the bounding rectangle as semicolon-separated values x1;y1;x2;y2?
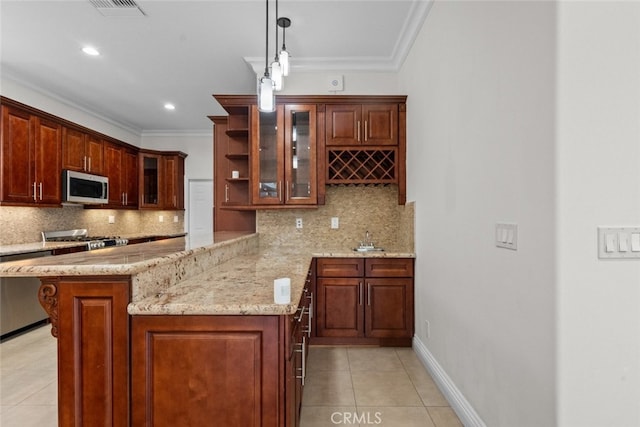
82;46;100;56
164;103;176;111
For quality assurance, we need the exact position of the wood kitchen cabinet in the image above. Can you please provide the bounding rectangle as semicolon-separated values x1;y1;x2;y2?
315;257;414;346
62;126;104;174
325;103;398;146
104;142;138;208
211;115;255;232
0;104;62;206
38;277;130;427
132;315;282;427
163;153;185;209
139;150;187;210
251;103;317;206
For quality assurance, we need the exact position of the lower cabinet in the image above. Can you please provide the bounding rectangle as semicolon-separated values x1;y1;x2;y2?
132;315;282;427
38;278;130;427
314;257;414;346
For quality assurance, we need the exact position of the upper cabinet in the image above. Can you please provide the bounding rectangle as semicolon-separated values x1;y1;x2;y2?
325;103;397;146
1;97;187;210
1;104;62;206
212;94;407;216
139;150;186;210
251;104;317;206
62;127;104;174
104;142;138;209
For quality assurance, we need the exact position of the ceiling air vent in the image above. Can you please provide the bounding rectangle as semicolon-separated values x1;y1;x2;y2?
89;0;146;17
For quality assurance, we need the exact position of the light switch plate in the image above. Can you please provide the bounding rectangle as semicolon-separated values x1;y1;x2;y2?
496;223;518;250
597;227;640;259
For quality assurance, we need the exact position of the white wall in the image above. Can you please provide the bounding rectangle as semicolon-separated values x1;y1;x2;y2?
400;2;557;426
556;2;640;426
278;71;400;95
1;77;141;145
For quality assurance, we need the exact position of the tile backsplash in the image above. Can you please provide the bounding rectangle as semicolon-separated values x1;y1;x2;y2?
1;186;414;252
257;185;414;252
0;205;184;245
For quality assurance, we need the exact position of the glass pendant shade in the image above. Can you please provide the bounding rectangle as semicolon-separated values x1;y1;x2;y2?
258;75;275;112
279;49;290;76
271;60;283;91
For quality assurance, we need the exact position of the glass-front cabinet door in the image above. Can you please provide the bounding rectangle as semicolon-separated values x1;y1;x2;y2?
284;104;316;205
139;153;161;208
252;105;284;205
251;104;316;206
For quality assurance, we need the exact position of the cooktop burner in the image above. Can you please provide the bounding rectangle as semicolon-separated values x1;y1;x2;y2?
42;229;129;250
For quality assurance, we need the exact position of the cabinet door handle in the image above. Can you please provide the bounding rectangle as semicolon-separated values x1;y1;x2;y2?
364;120;368;142
39;182;43;200
278;181;282;202
359;282;363;306
225;184;229;203
367;283;371;306
286;180;290;202
295;337;307;385
308;294;313;337
357;121;361;142
32;182;37;201
83;156;87;171
121;192;125;205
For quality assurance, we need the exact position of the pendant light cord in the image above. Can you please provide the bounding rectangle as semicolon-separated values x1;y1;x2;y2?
264;0;269;76
274;0;279;60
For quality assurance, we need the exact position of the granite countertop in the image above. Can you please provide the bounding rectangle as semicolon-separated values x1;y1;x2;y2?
128;248;312;316
0;232;188;257
0;232;415;316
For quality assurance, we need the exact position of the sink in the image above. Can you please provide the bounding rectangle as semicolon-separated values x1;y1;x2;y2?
353;245;384;252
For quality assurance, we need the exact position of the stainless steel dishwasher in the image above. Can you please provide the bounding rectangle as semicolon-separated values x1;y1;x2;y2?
0;251;52;339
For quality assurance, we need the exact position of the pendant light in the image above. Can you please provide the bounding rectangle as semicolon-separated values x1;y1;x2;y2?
258;0;275;112
270;0;283;91
278;17;291;76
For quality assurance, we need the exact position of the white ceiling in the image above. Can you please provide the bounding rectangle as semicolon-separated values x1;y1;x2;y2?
1;0;430;134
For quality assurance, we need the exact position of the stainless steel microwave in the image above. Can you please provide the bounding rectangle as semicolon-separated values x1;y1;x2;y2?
62;170;109;204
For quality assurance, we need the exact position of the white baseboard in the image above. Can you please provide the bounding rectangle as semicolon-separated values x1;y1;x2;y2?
412;337;486;427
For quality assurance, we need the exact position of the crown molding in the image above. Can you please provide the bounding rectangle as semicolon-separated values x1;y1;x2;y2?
245;0;433;75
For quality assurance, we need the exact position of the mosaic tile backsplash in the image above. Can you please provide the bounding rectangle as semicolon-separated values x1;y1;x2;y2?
0;205;185;245
257;185;414;252
1;186;414;252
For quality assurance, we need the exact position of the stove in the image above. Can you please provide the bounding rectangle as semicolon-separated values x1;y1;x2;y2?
42;229;129;251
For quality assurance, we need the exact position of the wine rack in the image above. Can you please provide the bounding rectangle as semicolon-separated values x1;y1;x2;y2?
326;149;397;184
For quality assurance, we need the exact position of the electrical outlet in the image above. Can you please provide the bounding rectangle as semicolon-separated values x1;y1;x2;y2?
108;215;115;224
331;217;339;229
295;218;303;229
159;215;164;223
425;320;430;339
173;215;179;223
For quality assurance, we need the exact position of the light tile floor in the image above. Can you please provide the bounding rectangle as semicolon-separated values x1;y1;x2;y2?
0;326;57;427
0;327;463;427
300;346;463;427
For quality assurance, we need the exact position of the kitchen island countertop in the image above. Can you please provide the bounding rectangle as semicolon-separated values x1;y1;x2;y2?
0;232;415;316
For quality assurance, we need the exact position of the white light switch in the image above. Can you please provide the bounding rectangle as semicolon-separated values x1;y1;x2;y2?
605;233;616;252
598;227;640;259
618;233;629;252
496;223;518;250
631;233;640;252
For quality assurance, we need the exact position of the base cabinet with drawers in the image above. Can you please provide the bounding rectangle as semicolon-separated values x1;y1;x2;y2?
314;257;414;346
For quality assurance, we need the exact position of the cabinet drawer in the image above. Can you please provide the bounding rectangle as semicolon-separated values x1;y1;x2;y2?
316;258;364;277
365;258;413;277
